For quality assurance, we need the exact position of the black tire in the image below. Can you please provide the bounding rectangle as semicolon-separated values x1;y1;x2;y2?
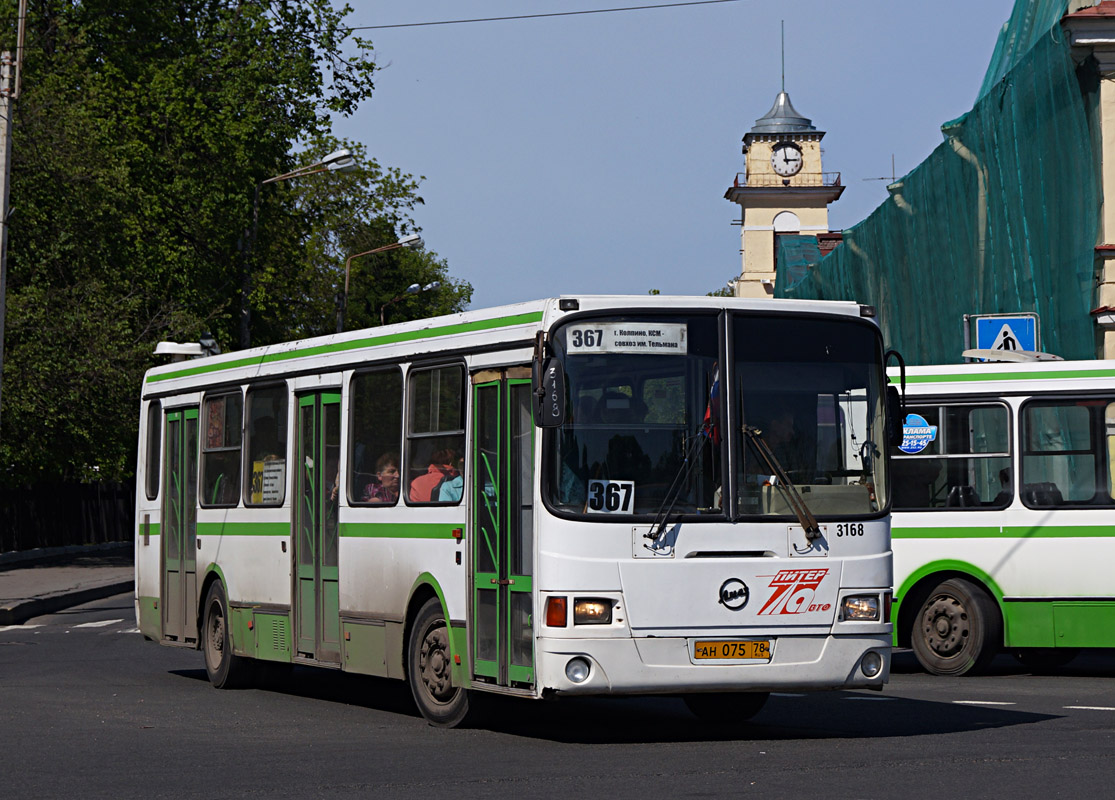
202;581;254;689
1013;648;1079;674
408;598;471;727
684;691;769;722
910;577;1001;676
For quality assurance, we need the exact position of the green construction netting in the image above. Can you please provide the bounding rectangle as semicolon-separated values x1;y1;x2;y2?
775;234;823;290
778;0;1101;364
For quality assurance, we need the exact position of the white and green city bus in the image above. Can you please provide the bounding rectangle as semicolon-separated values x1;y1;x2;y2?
135;295;896;726
889;358;1115;675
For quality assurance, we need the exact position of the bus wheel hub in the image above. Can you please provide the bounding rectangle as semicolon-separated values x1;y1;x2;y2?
924;596;967;656
420;629;452;700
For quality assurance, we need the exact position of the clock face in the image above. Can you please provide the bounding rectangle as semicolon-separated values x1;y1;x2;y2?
771;142;803;177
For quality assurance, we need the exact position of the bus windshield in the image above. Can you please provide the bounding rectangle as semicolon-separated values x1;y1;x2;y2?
546;314;721;516
544;311;887;520
735;314;887;518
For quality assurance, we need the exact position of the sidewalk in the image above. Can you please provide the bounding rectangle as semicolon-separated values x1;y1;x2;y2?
0;543;134;625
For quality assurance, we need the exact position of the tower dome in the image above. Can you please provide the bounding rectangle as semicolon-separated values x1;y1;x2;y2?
749;91;818;136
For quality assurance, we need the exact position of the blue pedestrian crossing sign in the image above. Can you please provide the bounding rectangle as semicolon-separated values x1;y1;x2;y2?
974;314;1038;354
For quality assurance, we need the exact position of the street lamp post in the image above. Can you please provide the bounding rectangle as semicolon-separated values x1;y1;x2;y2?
335;233;423;333
240;148;357;350
379;281;441;327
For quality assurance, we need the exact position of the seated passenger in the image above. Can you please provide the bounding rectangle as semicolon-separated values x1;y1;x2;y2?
362;453;401;504
409;449;460;503
436;456;465;502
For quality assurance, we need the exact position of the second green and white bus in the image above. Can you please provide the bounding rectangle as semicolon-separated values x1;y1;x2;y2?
136;295;896;725
890;358;1115;675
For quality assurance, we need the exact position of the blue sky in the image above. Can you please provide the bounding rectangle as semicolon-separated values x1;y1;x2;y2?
332;1;1018;309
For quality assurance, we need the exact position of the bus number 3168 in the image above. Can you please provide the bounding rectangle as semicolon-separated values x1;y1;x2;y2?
836;523;864;537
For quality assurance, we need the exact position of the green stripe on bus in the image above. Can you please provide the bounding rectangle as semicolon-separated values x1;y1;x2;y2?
195;522;290;536
891;367;1115;386
138;522;161;538
146;311;544;383
893;525;1115;539
340;522;459;539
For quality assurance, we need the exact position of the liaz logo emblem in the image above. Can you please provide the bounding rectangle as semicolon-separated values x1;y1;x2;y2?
758;569;830;615
718;578;749;610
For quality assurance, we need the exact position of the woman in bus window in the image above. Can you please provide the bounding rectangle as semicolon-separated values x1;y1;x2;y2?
363;453;401;504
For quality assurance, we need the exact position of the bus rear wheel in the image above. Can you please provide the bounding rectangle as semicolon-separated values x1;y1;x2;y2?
684;692;769;722
911;577;1001;676
202;581;253;689
408;598;471;727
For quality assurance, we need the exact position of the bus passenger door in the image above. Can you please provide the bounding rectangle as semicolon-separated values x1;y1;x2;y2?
471;371;535;689
293;391;342;664
161;407;198;644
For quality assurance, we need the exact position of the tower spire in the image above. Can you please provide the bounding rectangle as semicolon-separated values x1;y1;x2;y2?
781;20;785;92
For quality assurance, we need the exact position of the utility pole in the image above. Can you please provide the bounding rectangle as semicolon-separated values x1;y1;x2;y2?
0;55;15;442
0;0;25;442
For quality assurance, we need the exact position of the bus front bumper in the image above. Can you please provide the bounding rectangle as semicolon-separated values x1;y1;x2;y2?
537;633;891;695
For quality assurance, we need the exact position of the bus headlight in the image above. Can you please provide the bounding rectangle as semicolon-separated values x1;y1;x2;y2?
565;657;591;683
573;598;612;625
841;595;880;621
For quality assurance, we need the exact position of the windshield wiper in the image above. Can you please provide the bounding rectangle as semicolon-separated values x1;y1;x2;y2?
644;430;709;546
743;425;821;541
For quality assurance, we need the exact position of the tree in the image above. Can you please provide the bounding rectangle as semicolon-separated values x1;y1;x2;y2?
0;1;469;485
249;139;471;342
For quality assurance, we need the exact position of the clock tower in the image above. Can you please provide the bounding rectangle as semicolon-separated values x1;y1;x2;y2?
725;91;844;297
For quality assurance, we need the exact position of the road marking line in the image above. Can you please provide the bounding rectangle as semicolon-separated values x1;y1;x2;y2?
1065;706;1115;711
120;627;140;634
953;700;1016;706
72;618;124;629
0;624;42;633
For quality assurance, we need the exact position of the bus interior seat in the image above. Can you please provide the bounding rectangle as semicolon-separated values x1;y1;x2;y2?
946;485;980;507
1022;482;1064;506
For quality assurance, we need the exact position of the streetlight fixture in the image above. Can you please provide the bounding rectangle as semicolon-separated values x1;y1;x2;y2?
240;148;359;349
335;233;423;333
380;280;441;327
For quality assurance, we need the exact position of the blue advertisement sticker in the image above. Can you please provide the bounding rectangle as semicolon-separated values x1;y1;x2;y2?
900;413;937;454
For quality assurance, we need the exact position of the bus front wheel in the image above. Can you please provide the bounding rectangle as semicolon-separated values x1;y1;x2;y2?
202;581;253;689
407;598;471;727
911;577;1001;676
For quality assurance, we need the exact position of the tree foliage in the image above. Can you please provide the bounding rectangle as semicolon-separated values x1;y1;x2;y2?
0;1;471;484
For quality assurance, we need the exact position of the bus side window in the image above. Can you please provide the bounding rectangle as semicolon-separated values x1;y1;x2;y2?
1021;401;1099;506
145;401;161;500
890;402;1009;511
246;384;288;506
350;368;403;506
406;365;465;505
1108;402;1115;500
201;391;243;507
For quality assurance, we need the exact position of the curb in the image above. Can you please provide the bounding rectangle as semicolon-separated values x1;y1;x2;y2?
0;542;131;569
0;580;135;626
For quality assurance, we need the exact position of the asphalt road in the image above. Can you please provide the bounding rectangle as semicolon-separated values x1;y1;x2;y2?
2;593;1113;799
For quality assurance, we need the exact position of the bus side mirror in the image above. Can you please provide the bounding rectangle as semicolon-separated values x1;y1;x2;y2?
533;357;566;428
884;348;906;448
887;385;903;448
